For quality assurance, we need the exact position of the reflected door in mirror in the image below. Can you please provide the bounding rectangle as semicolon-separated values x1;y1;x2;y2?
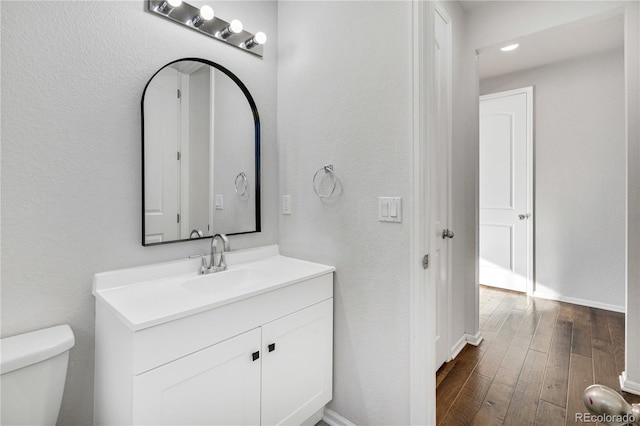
144;67;181;244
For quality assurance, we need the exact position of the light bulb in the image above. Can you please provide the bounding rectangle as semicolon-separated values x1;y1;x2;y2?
200;5;214;20
192;5;214;28
500;43;519;52
245;31;267;49
254;31;267;45
229;19;243;34
219;19;243;39
156;0;182;14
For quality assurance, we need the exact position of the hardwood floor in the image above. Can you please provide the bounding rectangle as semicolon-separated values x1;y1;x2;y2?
436;286;640;425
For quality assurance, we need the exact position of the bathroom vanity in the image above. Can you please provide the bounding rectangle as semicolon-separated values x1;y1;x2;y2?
93;245;334;425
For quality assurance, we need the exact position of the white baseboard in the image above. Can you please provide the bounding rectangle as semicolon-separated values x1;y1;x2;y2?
302;409;323;426
620;371;640;396
465;331;483;346
450;334;467;360
532;290;625;313
449;332;483;361
322;407;356;426
480;281;526;293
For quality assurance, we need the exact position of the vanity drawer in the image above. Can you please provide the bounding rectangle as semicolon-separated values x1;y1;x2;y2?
131;273;333;374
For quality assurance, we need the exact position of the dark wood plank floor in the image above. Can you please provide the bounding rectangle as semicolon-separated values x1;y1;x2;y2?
436;286;640;425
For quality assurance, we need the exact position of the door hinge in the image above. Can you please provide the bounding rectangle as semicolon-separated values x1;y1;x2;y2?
422;254;429;269
177;89;181;99
177;151;181;161
177;213;180;223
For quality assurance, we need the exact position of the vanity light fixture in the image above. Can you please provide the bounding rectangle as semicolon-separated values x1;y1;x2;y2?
219;19;243;39
156;0;182;14
147;0;266;57
500;43;520;52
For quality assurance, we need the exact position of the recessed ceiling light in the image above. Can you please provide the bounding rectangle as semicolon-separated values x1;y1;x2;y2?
501;43;520;52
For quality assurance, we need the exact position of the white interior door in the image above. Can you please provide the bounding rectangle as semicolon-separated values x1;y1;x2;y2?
479;87;533;293
434;5;453;371
144;67;181;244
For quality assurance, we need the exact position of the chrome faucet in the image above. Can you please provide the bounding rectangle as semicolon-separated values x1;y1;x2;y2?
195;234;230;275
206;233;230;273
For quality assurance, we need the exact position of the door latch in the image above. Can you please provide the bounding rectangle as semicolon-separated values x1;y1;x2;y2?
442;229;454;239
422;254;429;269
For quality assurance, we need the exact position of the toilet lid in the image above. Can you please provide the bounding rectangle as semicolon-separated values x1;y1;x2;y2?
1;325;75;374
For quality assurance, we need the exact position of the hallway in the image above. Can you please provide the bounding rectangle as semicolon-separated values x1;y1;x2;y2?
436;286;640;425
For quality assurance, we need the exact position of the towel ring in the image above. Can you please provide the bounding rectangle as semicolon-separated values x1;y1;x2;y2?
313;164;337;198
235;172;248;196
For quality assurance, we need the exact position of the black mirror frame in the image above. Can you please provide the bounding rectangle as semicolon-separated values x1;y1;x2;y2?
141;58;261;246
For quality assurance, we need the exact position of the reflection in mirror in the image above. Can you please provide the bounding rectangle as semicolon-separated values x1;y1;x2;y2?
142;58;260;245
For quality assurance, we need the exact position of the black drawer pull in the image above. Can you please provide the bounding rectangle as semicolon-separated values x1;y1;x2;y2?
268;343;276;352
252;351;260;361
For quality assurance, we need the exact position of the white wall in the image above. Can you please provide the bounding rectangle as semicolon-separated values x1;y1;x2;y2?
277;2;413;423
0;2;278;424
480;49;626;310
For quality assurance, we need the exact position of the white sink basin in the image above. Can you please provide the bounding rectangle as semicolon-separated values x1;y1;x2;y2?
182;268;272;293
93;245;335;331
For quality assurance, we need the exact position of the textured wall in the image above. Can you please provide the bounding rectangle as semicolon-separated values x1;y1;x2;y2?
277;2;413;424
480;49;626;310
0;1;278;424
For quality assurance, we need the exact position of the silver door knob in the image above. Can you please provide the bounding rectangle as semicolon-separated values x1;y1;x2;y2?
442;229;454;239
518;214;531;220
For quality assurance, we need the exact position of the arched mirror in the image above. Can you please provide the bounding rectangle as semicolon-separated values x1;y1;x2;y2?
142;58;260;246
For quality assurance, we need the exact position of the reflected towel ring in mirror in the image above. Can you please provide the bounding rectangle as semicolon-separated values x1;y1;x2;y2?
235;172;249;196
313;165;337;198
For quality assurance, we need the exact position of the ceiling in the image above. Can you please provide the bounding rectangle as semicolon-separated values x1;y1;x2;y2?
476;11;624;79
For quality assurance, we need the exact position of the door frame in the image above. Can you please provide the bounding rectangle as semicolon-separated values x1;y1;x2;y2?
409;1;436;424
434;2;454;367
479;86;534;295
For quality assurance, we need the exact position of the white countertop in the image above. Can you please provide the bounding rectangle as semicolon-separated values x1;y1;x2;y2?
93;246;335;331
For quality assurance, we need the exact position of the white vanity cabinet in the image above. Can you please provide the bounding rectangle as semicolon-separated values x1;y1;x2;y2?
93;247;334;426
132;300;333;426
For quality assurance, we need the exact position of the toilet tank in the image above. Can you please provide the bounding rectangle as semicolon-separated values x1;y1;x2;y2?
1;325;75;426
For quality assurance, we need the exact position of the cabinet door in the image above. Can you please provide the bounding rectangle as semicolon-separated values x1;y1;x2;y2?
261;299;333;425
132;328;261;425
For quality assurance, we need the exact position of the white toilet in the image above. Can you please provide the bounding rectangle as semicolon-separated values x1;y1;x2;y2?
1;325;75;425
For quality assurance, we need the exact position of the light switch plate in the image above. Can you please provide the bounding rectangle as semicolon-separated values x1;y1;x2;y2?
215;195;224;210
282;195;291;215
379;197;402;223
